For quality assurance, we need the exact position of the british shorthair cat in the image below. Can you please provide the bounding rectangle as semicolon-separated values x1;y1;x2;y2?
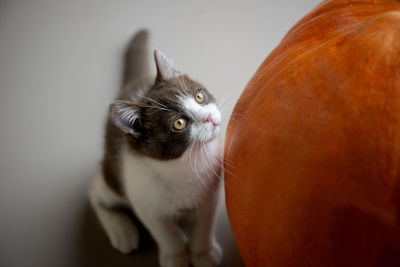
89;30;223;267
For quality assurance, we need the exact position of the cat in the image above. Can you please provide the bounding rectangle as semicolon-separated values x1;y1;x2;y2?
89;29;223;267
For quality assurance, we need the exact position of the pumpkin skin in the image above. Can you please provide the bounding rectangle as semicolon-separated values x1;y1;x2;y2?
224;1;400;266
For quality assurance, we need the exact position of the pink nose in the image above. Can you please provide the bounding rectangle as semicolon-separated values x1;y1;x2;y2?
204;114;217;126
204;114;212;123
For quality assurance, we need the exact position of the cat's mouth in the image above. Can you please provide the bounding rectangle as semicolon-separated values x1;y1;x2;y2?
204;114;217;125
209;122;220;139
207;114;221;139
204;113;220;127
205;120;219;129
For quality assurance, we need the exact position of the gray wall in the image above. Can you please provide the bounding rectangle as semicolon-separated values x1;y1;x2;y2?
0;0;321;266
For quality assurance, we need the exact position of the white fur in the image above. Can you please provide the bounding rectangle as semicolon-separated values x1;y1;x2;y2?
179;96;222;142
89;169;139;254
90;138;222;267
122;139;220;215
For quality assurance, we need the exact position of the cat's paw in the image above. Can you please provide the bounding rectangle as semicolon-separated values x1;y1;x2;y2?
105;216;140;254
190;242;223;267
159;251;190;267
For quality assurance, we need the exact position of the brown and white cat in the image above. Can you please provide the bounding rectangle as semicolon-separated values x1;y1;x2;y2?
89;30;223;267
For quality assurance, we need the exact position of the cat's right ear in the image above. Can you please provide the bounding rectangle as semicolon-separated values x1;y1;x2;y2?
110;100;141;136
154;49;180;81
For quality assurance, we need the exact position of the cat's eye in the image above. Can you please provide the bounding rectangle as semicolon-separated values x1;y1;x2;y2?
173;118;187;130
195;90;206;104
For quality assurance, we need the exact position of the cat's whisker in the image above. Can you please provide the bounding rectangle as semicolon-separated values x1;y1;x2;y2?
220;107;235;115
203;141;225;183
199;142;209;172
218;102;234;109
188;141;197;176
229;112;242;116
203;145;232;192
221;111;235;119
142;96;171;110
220;110;232;117
138;104;169;109
218;100;236;110
227;116;242;122
206;142;237;176
175;74;189;92
206;152;225;174
201;141;215;174
180;75;188;91
187;142;197;185
188;142;206;192
218;105;236;116
192;142;212;192
218;96;237;107
219;162;237;177
202;144;220;193
219;159;237;174
202;142;215;178
219;100;234;109
218;156;236;168
229;116;242;120
138;105;171;113
175;74;186;90
209;144;236;167
219;108;233;113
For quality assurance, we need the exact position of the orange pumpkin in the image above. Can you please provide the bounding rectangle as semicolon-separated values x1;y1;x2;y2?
224;1;400;266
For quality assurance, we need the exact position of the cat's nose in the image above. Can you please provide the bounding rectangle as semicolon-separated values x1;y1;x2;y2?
204;114;218;126
204;114;212;123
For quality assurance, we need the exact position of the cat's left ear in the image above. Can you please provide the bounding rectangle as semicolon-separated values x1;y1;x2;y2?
109;100;141;136
154;49;180;81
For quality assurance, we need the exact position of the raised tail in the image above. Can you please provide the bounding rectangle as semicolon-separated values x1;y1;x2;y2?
122;29;150;86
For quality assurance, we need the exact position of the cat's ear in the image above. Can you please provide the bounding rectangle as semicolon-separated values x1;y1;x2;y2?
154;49;180;80
109;100;141;136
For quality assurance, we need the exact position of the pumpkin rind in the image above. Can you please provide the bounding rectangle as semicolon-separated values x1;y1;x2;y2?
225;1;400;266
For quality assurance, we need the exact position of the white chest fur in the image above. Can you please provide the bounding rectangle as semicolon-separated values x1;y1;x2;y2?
121;138;221;215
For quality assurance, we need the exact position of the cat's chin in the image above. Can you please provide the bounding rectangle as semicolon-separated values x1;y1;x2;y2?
193;135;218;144
207;125;220;141
204;131;220;143
212;125;220;136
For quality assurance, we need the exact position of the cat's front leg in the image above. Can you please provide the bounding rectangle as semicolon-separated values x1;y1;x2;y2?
134;206;190;267
189;188;222;267
89;171;139;254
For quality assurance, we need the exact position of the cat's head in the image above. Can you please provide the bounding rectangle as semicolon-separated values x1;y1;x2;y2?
110;49;221;160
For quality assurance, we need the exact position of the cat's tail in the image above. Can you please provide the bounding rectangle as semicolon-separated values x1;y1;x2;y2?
122;29;150;86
